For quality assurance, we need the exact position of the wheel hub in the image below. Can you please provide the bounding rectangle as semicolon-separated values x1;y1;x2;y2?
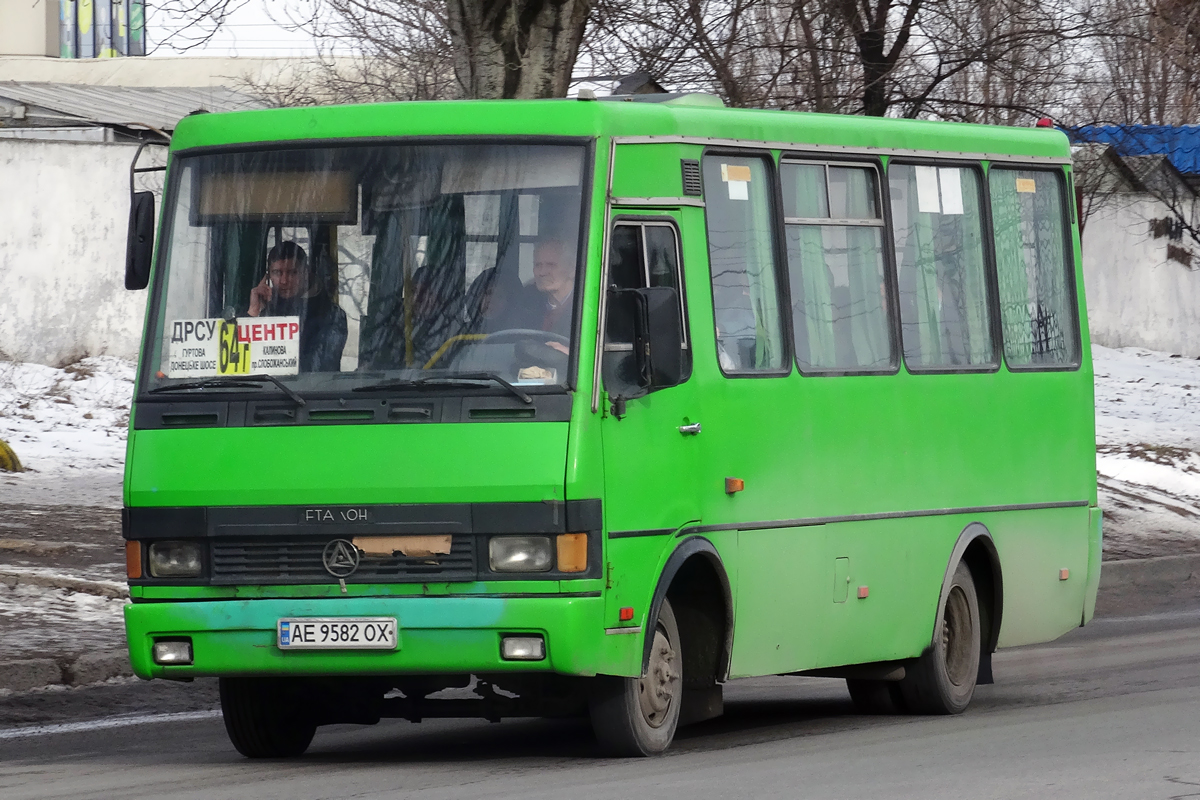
941;584;973;686
638;626;679;728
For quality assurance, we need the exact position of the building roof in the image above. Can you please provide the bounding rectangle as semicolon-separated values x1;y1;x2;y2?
0;81;265;134
1067;125;1200;176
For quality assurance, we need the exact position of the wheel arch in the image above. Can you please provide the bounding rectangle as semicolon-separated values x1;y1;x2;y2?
644;536;734;683
940;522;1004;684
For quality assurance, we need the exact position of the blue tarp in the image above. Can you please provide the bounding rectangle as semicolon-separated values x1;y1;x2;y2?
1066;125;1200;176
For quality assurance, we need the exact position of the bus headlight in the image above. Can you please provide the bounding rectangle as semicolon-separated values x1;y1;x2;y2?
488;536;553;572
147;541;203;578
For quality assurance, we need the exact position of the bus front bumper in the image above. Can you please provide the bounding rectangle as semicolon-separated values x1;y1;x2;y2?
124;594;638;680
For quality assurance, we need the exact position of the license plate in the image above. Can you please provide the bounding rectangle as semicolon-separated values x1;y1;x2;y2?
277;617;398;650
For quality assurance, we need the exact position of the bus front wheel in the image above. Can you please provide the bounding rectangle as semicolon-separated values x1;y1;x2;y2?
589;598;683;756
898;560;981;714
220;677;317;758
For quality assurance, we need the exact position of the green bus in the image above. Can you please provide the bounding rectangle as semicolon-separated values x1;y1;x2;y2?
121;94;1099;758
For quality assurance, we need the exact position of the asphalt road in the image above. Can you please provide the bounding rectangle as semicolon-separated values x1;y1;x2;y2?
1;611;1199;800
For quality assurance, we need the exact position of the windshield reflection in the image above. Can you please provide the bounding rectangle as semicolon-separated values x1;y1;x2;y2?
150;143;587;390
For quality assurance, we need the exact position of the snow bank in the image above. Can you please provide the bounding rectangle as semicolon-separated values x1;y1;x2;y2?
1092;345;1200;558
0;357;133;507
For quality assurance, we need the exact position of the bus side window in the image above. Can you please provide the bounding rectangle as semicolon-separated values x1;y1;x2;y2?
888;163;995;370
988;168;1079;368
782;161;893;373
702;155;787;374
603;221;690;396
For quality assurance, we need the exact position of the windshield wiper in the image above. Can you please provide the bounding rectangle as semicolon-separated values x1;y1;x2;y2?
353;371;532;405
148;374;306;406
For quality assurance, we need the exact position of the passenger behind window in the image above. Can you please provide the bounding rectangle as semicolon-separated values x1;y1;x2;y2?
462;268;525;334
247;241;347;372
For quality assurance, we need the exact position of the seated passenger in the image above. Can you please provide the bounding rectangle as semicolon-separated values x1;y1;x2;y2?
248;242;347;372
462;268;524;334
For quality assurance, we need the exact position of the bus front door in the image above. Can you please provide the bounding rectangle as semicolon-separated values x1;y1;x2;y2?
598;213;704;627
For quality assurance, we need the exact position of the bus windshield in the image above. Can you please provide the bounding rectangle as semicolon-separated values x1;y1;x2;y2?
146;142;588;392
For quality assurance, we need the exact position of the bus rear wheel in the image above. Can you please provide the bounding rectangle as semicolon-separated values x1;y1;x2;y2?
898;561;981;715
220;677;317;758
589;598;683;756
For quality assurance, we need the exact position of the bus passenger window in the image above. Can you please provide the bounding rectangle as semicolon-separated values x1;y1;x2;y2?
702;155;787;374
603;221;690;396
888;164;995;369
782;162;893;372
989;169;1078;367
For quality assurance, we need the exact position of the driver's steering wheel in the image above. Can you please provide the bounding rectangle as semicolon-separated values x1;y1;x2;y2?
482;328;570;367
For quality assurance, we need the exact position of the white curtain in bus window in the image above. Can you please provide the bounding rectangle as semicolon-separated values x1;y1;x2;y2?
782;163;891;372
702;156;786;373
889;164;994;369
989;169;1077;367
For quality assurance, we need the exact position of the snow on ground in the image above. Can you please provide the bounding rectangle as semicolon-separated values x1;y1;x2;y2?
0;357;133;508
1092;345;1200;559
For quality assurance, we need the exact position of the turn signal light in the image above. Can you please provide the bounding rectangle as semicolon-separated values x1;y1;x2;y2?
556;533;588;573
725;477;745;494
125;541;142;579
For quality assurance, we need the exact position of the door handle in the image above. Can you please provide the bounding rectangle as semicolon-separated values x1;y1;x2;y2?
678;422;702;436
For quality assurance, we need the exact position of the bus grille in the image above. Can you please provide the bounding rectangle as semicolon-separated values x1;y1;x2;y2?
209;536;477;584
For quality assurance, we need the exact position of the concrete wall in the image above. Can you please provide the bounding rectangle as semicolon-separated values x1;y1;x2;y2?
0;0;58;57
0;137;150;364
1082;195;1200;358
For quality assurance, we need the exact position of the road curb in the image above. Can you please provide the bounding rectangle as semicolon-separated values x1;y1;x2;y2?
1094;553;1200;618
0;652;132;694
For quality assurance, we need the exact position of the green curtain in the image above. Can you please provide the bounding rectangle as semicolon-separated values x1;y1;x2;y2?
958;172;991;364
990;169;1033;364
903;169;943;365
743;160;783;369
1031;172;1068;362
843;169;888;367
213;222;265;318
785;164;835;368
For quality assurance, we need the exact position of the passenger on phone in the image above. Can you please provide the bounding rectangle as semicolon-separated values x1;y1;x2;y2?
247;241;347;372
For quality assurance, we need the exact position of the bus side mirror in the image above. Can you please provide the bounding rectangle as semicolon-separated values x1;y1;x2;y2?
629;286;684;391
125;190;155;290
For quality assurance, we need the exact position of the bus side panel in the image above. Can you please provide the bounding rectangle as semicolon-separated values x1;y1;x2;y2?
992;506;1091;648
728;526;826;677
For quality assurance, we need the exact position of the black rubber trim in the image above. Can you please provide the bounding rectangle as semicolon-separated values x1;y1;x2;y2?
607;528;674;539
125;499;603;539
643;536;733;677
129;590;602;603
676;500;1089;536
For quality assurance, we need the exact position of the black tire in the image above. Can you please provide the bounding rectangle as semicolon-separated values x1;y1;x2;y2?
220;677;317;758
897;561;981;715
589;598;683;756
846;678;903;714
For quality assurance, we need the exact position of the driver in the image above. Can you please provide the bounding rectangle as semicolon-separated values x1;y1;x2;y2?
528;239;575;353
247;242;347;372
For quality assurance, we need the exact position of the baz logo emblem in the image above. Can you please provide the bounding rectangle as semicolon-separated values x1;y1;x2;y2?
322;539;361;578
305;508;370;523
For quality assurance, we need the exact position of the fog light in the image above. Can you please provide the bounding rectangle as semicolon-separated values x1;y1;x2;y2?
501;636;545;661
147;541;203;578
489;536;552;572
153;640;193;665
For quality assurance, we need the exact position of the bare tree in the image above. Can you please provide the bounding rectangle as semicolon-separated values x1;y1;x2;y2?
153;0;593;100
588;0;1098;121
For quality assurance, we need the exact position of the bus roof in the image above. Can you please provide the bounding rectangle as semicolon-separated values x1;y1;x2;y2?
169;97;1071;162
